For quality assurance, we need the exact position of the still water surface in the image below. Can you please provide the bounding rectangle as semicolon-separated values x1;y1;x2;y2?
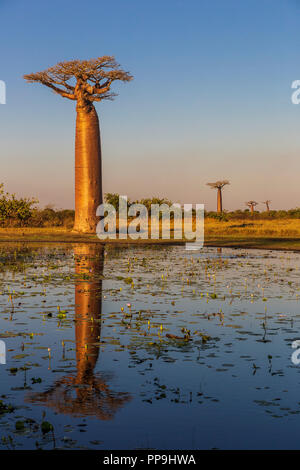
0;243;300;449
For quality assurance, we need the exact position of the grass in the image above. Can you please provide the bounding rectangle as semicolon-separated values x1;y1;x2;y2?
204;218;300;251
0;227;185;245
1;218;300;250
205;218;300;238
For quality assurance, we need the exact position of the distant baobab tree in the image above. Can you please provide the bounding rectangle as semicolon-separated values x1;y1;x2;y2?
206;180;230;213
245;201;258;214
262;200;271;212
24;57;133;233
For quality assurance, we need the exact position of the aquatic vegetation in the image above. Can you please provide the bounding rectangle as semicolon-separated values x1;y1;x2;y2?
41;421;53;434
0;243;300;449
0;400;15;415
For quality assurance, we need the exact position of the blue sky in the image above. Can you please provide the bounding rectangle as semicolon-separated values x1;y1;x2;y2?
0;0;300;210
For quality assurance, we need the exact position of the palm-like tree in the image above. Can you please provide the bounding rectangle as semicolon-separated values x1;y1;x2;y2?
262;200;271;212
245;200;258;214
24;57;133;233
206;180;230;213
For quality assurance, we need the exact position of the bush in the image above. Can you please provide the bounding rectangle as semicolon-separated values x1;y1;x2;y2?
205;208;300;221
29;207;74;228
0;184;38;226
104;194;173;214
0;185;75;228
104;193;127;212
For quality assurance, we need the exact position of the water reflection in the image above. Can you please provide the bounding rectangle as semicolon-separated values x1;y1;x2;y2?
3;243;300;449
26;244;131;419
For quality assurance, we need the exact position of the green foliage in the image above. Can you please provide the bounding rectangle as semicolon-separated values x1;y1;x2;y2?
0;184;38;226
104;194;173;214
135;197;173;212
0;184;75;228
0;399;15;414
41;421;53;434
104;193;126;211
30;207;74;228
205;211;229;222
205;208;300;221
15;421;25;431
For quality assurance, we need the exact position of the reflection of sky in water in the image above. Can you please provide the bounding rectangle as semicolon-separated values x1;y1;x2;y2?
0;244;300;449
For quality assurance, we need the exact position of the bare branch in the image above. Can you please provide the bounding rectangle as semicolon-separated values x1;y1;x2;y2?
24;71;76;100
24;56;133;108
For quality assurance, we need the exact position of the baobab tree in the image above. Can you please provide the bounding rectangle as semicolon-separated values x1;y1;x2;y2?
206;180;230;213
245;200;258;214
24;57;133;233
262;200;271;212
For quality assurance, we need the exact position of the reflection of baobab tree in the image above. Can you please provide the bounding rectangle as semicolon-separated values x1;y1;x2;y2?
206;180;230;213
26;244;130;420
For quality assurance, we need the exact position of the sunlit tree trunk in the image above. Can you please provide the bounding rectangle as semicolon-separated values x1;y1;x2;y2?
217;188;222;213
74;106;102;232
207;181;229;214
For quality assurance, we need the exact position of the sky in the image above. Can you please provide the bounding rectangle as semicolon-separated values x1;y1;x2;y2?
0;0;300;210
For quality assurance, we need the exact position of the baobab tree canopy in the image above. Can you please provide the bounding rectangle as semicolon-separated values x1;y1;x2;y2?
246;201;258;207
206;180;230;190
24;56;133;112
245;201;258;214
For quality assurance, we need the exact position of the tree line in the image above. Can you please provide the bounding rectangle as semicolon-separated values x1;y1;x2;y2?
1;185;299;228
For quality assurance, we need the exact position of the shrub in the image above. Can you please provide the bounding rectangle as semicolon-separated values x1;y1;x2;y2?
0;184;38;226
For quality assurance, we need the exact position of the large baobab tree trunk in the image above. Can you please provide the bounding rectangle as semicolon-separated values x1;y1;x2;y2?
74;106;102;232
217;187;222;213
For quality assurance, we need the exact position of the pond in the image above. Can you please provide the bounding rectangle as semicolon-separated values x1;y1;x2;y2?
0;243;300;450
